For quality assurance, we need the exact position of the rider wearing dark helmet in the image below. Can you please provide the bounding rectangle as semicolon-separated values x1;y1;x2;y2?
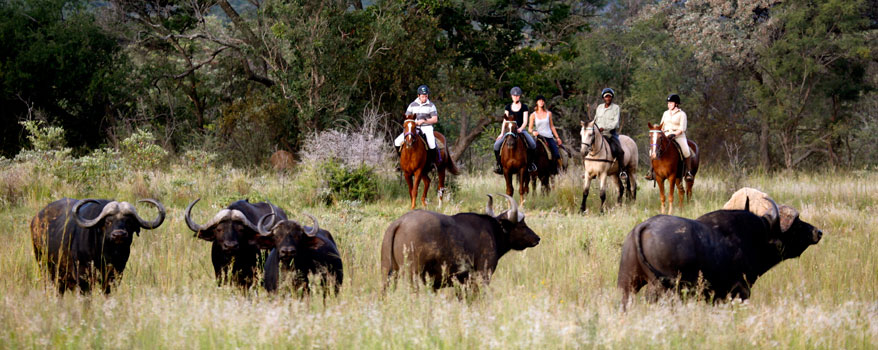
493;86;537;174
645;94;694;181
594;88;625;172
394;85;440;170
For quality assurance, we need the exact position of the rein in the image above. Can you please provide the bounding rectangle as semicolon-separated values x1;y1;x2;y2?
649;129;665;158
583;124;611;162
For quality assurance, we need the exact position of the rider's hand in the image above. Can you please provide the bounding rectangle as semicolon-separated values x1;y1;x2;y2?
532;131;539;137
416;120;424;126
668;133;676;140
557;139;563;146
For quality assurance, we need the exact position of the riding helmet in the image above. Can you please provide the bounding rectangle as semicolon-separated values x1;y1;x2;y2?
535;95;546;102
510;86;523;96
667;94;681;104
601;88;615;98
417;85;430;95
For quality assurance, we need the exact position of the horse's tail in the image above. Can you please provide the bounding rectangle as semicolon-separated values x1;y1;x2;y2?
445;148;460;175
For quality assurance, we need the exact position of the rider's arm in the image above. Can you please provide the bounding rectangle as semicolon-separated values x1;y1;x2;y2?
528;112;535;134
420;115;438;125
549;112;562;144
677;111;687;135
519;111;529;132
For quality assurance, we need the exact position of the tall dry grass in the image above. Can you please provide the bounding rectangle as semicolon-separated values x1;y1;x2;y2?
0;162;875;349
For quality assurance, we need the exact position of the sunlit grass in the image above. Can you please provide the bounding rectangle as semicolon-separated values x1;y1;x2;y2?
0;163;875;348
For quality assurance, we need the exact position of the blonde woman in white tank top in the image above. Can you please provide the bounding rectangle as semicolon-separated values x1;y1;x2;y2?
528;96;563;165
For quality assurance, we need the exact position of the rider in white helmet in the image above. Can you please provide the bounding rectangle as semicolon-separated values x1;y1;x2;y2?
394;85;439;169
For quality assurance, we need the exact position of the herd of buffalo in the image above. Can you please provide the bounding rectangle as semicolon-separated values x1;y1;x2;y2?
29;187;822;306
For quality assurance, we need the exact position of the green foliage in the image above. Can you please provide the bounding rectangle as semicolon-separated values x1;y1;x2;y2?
321;159;379;203
120;129;169;170
19;120;66;151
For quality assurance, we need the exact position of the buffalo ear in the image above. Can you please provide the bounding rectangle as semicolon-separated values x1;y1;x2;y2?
778;205;799;232
195;228;215;241
253;234;276;250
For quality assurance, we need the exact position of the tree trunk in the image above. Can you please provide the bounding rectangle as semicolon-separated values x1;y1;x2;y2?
759;116;771;170
450;115;497;162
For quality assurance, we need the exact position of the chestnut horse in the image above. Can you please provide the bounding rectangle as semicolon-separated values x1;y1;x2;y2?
399;118;459;209
647;122;699;214
499;119;529;203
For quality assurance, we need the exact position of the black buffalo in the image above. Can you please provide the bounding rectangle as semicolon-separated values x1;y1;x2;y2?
185;198;285;288
617;197;822;306
31;198;166;293
381;194;540;290
256;213;343;295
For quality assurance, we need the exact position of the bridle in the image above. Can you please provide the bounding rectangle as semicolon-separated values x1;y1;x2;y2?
403;120;420;148
649;129;665;159
501;120;519;149
581;124;611;162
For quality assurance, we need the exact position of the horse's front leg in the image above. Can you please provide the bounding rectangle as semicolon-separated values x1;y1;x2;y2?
436;166;447;206
677;178;685;209
504;170;514;197
598;173;608;213
580;174;592;213
518;168;528;204
405;173;416;209
657;177;667;214
411;171;422;210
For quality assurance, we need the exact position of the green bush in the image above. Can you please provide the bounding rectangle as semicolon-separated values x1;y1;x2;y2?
322;159;378;203
120;129;168;170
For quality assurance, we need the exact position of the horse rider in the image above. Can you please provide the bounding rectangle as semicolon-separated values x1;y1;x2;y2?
528;95;563;173
594;88;625;174
645;94;694;181
493;86;537;174
394;85;439;170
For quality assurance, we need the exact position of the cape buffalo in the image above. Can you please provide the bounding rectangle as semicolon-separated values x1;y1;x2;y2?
31;198;166;294
185;198;285;288
381;194;540;290
256;213;343;295
617;189;822;306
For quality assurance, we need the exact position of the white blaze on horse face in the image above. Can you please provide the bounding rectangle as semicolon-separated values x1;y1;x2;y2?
649;131;659;159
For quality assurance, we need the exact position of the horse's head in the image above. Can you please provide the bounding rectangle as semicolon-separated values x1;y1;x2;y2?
501;119;518;148
647;122;665;159
403;118;418;148
580;120;598;154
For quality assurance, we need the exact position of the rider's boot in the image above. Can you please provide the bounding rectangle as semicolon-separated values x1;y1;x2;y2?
527;147;537;172
394;146;402;171
645;167;655;180
493;150;503;174
611;140;626;179
427;148;438;172
684;156;694;181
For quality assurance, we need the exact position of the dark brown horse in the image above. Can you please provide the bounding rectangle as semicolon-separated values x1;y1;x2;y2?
529;136;556;194
399;118;459;209
647;122;699;214
499;119;529;203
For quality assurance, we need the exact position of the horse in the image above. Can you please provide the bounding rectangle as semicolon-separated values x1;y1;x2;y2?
647;122;700;214
529;136;557;194
399;117;460;209
579;120;638;213
499;118;530;203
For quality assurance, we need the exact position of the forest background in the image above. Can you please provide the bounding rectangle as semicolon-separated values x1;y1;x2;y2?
1;0;876;171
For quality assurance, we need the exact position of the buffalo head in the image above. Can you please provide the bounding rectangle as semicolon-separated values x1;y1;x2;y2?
256;212;320;264
72;199;166;245
185;198;275;253
485;194;540;249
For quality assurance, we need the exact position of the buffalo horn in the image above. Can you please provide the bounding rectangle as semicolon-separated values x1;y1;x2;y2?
257;213;277;236
485;194;495;217
134;199;166;229
184;198;207;232
500;194;521;222
303;213;319;237
73;199;118;228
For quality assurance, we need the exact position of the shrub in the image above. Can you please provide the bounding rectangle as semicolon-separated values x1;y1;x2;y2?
181;149;218;170
322;159;378;203
120;129;168;170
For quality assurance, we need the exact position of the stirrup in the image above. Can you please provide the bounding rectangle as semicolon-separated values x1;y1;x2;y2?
619;171;628;181
684;171;693;180
528;163;537;172
493;165;503;175
644;171;654;180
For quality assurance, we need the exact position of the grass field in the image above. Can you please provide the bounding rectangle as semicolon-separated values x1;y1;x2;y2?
0;162;875;349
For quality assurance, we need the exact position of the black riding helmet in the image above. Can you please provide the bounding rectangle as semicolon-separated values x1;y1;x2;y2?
417;85;430;95
667;94;681;104
510;86;523;96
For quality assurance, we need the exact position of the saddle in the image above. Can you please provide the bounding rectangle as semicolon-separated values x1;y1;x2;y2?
414;128;446;162
536;136;553;160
